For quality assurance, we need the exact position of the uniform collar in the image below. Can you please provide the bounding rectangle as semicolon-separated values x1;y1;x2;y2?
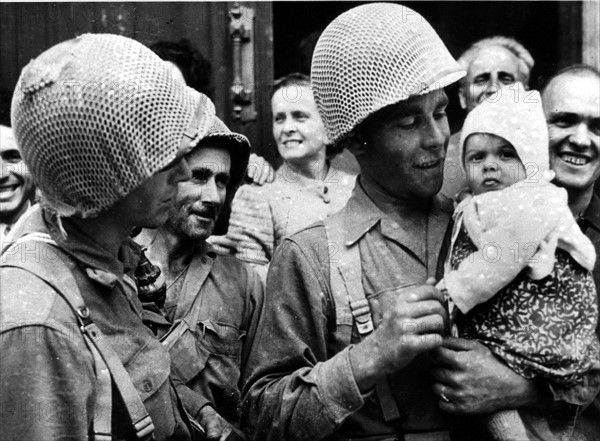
43;208;140;288
340;177;452;247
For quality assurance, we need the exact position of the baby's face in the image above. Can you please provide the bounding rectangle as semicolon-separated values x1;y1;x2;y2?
463;133;526;195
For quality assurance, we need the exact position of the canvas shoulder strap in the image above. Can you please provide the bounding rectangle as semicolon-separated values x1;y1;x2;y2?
323;217;401;425
1;234;154;440
160;251;215;351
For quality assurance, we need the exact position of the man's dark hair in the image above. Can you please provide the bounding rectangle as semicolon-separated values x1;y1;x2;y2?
149;39;212;98
541;64;600;94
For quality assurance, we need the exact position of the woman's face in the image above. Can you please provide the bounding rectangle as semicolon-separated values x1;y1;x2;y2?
271;85;328;168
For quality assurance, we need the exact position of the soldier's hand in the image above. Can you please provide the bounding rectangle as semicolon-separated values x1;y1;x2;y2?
197;405;234;441
431;337;540;414
246;153;275;185
349;279;447;392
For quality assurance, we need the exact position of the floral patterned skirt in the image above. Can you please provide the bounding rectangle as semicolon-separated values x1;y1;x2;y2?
451;228;600;386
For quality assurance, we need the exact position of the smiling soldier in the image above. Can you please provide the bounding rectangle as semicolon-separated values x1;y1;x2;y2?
0;124;35;242
136;117;263;441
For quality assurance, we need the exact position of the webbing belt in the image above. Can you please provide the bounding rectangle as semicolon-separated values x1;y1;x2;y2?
2;234;154;440
324;219;402;425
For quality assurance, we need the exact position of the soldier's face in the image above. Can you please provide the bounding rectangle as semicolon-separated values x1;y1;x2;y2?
166;146;231;241
357;90;450;201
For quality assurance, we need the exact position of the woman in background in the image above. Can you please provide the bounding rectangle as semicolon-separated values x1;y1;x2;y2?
211;73;356;272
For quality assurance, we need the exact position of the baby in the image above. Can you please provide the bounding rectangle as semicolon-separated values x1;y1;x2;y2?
439;83;600;440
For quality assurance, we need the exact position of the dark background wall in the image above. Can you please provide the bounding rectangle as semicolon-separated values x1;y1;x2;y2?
0;2;584;160
273;1;582;133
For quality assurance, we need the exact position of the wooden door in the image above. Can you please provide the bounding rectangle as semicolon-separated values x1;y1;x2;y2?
0;2;275;161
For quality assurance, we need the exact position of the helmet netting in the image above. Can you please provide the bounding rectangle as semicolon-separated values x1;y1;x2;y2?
311;3;465;145
11;33;213;218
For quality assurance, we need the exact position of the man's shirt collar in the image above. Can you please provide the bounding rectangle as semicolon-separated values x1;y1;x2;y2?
41;208;141;288
340;178;452;246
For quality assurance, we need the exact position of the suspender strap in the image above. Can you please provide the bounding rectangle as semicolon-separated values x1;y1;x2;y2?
2;235;153;440
324;218;402;425
90;337;113;441
336;253;374;335
175;252;215;328
160;252;215;351
158;252;215;440
84;320;154;438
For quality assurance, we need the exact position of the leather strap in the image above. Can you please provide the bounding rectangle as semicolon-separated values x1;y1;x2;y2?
175;251;216;328
2;234;153;440
160;251;215;351
324;217;402;425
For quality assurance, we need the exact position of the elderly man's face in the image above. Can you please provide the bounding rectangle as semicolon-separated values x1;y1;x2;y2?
459;45;524;113
165;145;231;241
358;90;450;201
543;72;600;194
0;127;35;224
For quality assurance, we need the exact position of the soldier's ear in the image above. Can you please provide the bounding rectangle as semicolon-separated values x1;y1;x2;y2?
347;134;368;159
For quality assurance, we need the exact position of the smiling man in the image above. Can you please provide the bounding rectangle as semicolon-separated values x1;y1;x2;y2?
543;66;600;216
542;64;600;441
0;125;35;241
240;5;464;440
136;117;262;441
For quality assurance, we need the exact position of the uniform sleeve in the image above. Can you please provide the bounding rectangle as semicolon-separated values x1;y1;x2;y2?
0;325;96;440
240;237;364;441
171;382;212;421
240;264;265;388
212;184;275;265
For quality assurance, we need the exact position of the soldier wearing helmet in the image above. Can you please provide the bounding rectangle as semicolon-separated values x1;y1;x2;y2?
241;4;558;440
1;33;214;440
136;117;262;441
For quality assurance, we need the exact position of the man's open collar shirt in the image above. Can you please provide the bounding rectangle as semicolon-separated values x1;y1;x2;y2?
241;181;453;440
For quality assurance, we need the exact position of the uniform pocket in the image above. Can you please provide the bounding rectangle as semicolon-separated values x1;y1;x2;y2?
166;323;211;384
197;320;245;357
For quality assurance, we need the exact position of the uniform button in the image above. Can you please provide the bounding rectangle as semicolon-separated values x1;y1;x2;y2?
142;380;153;393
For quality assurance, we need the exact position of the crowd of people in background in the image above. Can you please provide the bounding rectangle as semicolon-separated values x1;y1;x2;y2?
1;3;599;441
